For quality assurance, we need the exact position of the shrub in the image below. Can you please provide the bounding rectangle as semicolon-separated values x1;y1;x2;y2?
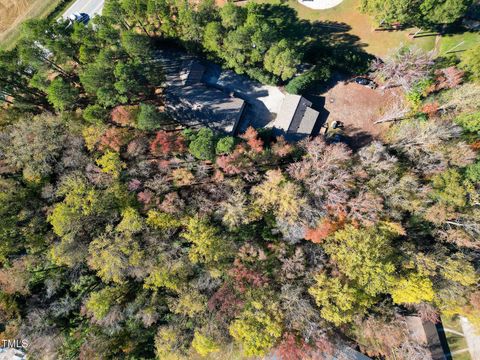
83;104;109;124
216;136;235;154
285;71;315;95
136;104;163;131
455;111;480;134
187;128;216;161
285;67;330;95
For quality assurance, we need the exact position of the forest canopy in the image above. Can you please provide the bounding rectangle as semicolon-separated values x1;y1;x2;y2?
0;0;479;359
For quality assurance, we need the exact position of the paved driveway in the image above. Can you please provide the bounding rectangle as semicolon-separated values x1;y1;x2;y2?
203;66;285;132
63;0;104;19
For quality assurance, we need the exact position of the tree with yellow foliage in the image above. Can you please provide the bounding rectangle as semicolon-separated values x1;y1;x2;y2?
229;300;283;356
251;169;305;224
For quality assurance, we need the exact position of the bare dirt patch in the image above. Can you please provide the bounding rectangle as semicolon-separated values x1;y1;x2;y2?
319;81;403;148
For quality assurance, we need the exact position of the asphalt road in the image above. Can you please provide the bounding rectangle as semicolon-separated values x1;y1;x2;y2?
62;0;105;19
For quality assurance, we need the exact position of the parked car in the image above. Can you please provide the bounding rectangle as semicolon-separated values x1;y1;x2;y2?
352;77;377;89
68;13;90;25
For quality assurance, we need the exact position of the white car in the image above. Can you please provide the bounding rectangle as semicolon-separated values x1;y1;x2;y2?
68;12;90;24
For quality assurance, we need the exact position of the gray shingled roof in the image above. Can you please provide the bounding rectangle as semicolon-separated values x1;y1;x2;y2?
274;94;302;131
158;49;246;134
273;94;319;138
167;85;245;133
295;107;319;135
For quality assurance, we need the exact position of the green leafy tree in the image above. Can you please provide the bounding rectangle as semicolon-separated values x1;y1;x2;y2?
120;30;152;60
0;49;48;108
220;2;246;29
0;178;41;262
420;0;471;25
361;0;471;26
455;111;480;134
285;70;318;95
114;61;148;102
360;0;417;25
203;22;224;54
264;40;301;81
83;104;110;124
136;103;163;131
85;286;125;320
46;77;79;111
48;175;111;266
215;136;235;154
466;161;480;183
186;128;216;161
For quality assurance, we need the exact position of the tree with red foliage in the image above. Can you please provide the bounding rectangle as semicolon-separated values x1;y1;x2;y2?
150;131;185;156
98;127;131;152
229;259;269;293
272;136;293;157
241;127;264;153
434;67;464;92
305;211;346;243
207;282;244;320
305;218;339;244
216;144;254;175
274;333;335;360
274;333;312;360
111;105;139;127
421;102;439;118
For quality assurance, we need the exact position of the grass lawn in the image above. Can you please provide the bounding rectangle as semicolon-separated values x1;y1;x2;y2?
0;0;74;50
256;0;436;57
438;31;480;57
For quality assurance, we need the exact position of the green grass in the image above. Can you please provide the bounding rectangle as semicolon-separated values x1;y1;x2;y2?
0;0;76;50
438;31;480;57
256;0;436;57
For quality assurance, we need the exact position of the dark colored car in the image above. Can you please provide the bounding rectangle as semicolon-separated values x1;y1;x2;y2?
68;13;90;24
352;77;377;89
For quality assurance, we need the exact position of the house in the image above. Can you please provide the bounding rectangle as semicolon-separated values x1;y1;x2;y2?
271;94;319;140
159;50;246;134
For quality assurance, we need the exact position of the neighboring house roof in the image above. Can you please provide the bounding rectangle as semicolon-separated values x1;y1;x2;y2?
182;61;205;86
273;94;319;139
168;85;245;134
158;49;246;134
